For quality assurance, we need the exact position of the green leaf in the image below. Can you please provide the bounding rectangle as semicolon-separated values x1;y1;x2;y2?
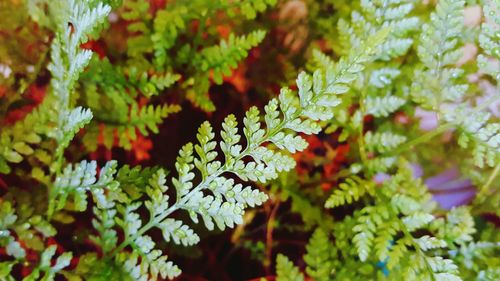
304;229;334;281
276;254;304;281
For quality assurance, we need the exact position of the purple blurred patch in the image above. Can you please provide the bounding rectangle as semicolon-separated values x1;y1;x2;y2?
424;167;476;209
374;165;476;210
414;108;439;131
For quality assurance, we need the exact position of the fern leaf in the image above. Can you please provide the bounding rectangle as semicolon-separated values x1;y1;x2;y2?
50;160;118;216
325;176;376;208
276;254;304;281
304;229;334;281
365;95;405;117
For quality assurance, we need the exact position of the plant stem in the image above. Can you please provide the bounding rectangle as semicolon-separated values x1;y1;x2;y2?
389;123;453;156
390;93;500;157
382;191;436;281
358;90;369;165
475;163;500;203
264;200;279;274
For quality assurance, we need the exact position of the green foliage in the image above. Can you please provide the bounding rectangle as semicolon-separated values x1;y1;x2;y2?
78;56;181;151
273;172;335;231
337;0;419;60
443;106;499;168
365;95;406;118
0;201;25;259
67;0;277;155
0;107;47;173
23;245;73;281
0;194;65;281
1;0;499;280
47;0;110;145
272;1;499;280
0;0;112;174
304;229;335;281
412;0;468;109
49;160;119;216
364;131;407;154
276;254;304;281
188;30;266;111
119;0;274;112
288;164;468;281
3;2;389;278
325;176;375;208
89;30;386;278
410;0;499;168
477;0;499;80
238;0;277;20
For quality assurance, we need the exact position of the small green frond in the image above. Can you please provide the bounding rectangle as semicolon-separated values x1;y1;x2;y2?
415;235;447;251
443;106;499;168
115;250;181;281
325;176;376;208
304;229;334;281
364;131;407;154
50;160;118;215
238;0;277;19
365;95;405;117
23;245;73;281
159;219;200;246
412;0;467;109
417;0;465;70
276;254;304;281
338;0;419;60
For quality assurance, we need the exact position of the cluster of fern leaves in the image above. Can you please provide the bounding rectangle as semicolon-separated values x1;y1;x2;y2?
0;0;499;280
274;0;499;280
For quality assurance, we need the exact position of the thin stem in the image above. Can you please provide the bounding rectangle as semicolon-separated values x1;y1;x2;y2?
264;200;280;274
381;191;436;281
389;124;453;156
192;14;207;53
475;163;500;203
358;90;369;165
391;93;500;157
396;217;437;281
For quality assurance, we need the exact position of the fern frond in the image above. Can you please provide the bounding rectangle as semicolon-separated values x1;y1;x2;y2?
0;104;48;173
87;29;389;278
49;160;118;216
364;131;407;154
365;95;406;117
325;176;376;208
0;201;25;259
188;30;266;111
433;206;476;244
311;49;335;71
352;205;388;262
341;163;465;280
238;0;277;19
276;254;304;281
304;229;334;281
54;106;93;156
477;0;499;81
23;245;73;281
412;0;467;109
415;235;447;251
115;250;181;281
443;105;499;168
338;0;419;60
151;5;189;69
130;104;181;136
374;220;398;261
369;67;401;88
